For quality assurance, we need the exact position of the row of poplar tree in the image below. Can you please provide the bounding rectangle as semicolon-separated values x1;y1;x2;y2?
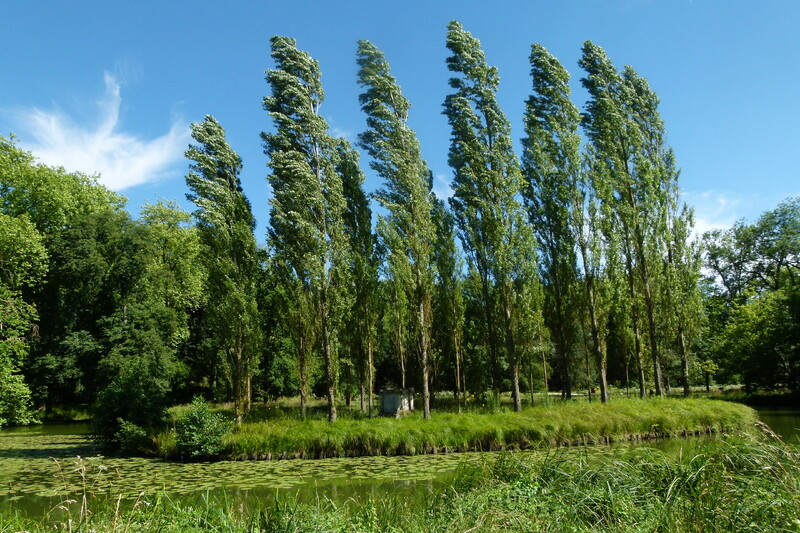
0;22;701;432
188;21;701;423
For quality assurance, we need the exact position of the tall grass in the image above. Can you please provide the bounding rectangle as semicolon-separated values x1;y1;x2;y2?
5;430;799;532
157;397;755;460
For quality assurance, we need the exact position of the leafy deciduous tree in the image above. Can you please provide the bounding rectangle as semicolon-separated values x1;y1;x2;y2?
186;115;261;425
357;39;437;418
264;37;348;422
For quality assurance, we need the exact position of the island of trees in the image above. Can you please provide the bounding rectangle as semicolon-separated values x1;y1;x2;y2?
1;22;797;444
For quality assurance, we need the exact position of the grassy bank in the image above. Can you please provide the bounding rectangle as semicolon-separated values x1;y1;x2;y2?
3;432;797;532
160;398;755;460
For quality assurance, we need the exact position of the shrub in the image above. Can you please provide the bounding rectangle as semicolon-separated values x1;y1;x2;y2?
115;419;150;454
92;365;169;448
174;397;229;460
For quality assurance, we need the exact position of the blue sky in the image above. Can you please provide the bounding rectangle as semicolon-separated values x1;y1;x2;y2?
2;1;798;240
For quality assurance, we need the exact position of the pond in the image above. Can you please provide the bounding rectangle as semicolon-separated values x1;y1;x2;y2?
2;406;798;520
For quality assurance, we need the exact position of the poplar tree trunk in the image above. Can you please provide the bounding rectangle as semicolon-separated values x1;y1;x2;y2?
419;297;431;419
480;275;500;399
297;329;309;418
503;298;522;412
368;337;374;416
454;328;463;413
679;328;691;397
321;287;337;423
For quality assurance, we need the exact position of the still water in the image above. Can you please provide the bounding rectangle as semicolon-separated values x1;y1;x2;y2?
1;407;798;519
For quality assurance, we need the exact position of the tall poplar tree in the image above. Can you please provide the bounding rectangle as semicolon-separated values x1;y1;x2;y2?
663;201;703;397
337;139;380;414
580;41;674;397
522;43;581;399
356;40;436;418
185;115;261;425
444;21;529;410
263;36;348;422
432;197;466;410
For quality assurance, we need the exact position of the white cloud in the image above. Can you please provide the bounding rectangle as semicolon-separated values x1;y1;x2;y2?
14;73;188;191
326;117;354;143
682;190;744;238
432;173;453;200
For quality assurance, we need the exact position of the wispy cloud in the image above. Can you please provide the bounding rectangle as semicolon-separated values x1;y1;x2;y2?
682;190;745;238
432;173;453;200
327;118;354;143
13;73;188;191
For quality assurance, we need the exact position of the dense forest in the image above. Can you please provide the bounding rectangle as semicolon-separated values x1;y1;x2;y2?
1;23;798;439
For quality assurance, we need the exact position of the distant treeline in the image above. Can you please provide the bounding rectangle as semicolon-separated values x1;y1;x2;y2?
1;21;797;440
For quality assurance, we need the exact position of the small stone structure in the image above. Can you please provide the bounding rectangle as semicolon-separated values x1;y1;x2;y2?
379;389;414;416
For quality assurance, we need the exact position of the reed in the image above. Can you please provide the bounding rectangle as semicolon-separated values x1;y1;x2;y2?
5;429;799;532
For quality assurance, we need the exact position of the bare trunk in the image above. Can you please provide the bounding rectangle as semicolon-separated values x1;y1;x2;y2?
582;265;609;403
245;374;252;414
626;257;646;399
502;296;521;412
634;320;646;398
299;334;308;418
394;285;406;389
368;337;374;416
480;273;500;399
541;331;548;404
419;294;431;419
529;365;535;406
678;327;691;397
321;291;337;423
233;340;244;426
643;279;664;396
454;332;462;414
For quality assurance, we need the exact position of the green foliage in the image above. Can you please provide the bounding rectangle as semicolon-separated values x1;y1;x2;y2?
0;285;39;428
114;419;150;454
356;39;437;418
0;136;125;234
0;364;38;427
186;115;262;425
0;212;48;290
720;285;800;389
264;36;348;422
703;197;799;390
174;397;229;460
92;357;170;448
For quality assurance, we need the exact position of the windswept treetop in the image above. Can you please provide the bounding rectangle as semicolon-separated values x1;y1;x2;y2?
356;39;434;244
186;116;255;233
263;35;347;278
263;35;331;160
522;43;581;270
443;21;524;277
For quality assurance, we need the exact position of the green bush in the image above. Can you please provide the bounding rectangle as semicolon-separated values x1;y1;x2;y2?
114;418;150;454
175;397;229;460
92;365;169;448
0;366;39;428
